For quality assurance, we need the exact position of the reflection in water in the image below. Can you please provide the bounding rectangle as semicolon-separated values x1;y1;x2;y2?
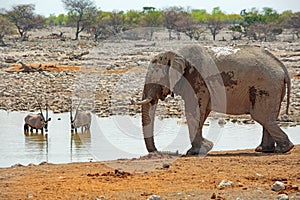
0;110;299;168
24;132;48;162
70;131;91;162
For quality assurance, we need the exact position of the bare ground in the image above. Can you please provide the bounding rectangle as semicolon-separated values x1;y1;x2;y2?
0;145;299;200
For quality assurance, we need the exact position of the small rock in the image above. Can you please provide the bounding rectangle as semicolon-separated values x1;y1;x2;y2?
211;192;216;199
277;194;289;200
39;161;48;165
242;119;255;124
95;195;106;200
4;56;18;63
237;182;244;187
272;181;286;191
11;163;23;168
218;179;234;189
291;185;299;190
162;163;170;169
231;119;238;123
218;119;226;126
280;114;291;122
147;195;161;200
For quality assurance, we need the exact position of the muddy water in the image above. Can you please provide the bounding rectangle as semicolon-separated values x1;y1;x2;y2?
0;110;299;168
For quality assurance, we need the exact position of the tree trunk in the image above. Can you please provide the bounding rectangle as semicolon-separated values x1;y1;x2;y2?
168;29;172;40
176;31;181;40
75;31;79;40
150;29;154;41
75;19;81;40
212;28;216;41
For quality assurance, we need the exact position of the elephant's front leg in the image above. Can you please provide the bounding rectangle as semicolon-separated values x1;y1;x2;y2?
185;108;213;155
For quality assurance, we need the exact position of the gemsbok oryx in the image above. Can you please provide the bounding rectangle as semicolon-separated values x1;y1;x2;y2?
24;102;51;134
70;101;91;133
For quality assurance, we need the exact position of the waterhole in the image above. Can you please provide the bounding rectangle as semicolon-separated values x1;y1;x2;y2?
0;110;299;168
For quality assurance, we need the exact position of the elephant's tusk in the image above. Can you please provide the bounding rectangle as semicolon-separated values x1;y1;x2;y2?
136;98;152;105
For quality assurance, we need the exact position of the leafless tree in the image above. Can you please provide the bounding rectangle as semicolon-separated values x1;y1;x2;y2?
62;0;97;40
163;7;184;40
106;10;126;35
140;9;163;40
205;7;227;41
175;13;206;40
247;22;282;41
91;11;111;41
281;12;300;39
6;4;45;40
0;15;14;46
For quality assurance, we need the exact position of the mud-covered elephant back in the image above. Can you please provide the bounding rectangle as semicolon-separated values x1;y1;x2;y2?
178;45;217;78
177;45;227;112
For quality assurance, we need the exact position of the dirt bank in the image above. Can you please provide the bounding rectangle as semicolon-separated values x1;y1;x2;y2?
0;145;299;199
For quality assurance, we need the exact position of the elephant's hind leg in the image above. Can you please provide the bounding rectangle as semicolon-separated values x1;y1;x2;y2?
263;122;294;153
253;116;294;153
250;91;293;153
255;127;275;153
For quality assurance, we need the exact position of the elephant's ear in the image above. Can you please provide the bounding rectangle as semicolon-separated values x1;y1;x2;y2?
168;53;186;90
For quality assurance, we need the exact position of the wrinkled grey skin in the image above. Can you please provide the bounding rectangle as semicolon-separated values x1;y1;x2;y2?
140;45;294;155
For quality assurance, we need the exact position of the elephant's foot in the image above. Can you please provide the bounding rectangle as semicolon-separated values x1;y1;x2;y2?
255;145;275;153
186;138;213;155
275;141;294;153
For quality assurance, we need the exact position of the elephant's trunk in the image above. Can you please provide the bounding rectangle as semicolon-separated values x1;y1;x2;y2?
141;102;157;152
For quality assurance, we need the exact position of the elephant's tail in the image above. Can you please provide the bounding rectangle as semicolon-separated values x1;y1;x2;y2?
284;72;291;115
262;48;290;115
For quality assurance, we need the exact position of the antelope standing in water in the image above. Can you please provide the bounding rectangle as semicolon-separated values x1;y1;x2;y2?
24;102;51;134
70;100;91;133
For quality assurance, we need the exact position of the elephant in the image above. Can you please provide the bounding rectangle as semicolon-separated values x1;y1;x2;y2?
138;45;294;155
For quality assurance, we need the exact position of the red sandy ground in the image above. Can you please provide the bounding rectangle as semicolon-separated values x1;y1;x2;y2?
4;63;143;75
6;63;82;72
0;145;299;200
